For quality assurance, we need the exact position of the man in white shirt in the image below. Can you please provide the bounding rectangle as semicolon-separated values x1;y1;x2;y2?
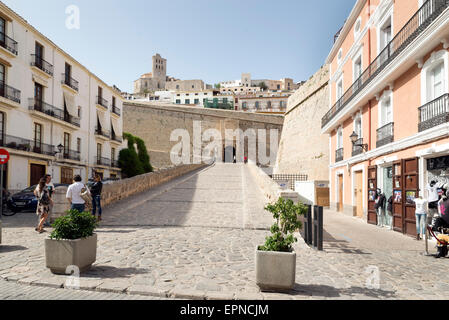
66;175;88;213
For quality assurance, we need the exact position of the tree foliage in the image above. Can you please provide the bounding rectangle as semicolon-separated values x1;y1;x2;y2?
258;198;308;252
118;132;152;178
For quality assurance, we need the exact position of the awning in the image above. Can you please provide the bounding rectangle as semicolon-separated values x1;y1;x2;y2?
63;91;77;117
111;117;121;136
96;110;107;130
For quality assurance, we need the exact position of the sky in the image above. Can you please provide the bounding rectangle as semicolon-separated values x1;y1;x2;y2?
4;0;356;93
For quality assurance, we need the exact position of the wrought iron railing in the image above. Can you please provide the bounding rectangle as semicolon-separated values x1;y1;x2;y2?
63;149;81;161
97;96;108;109
335;148;344;162
0;81;20;103
352;138;364;156
111;159;120;168
0;134;55;156
61;73;79;92
111;105;121;116
28;98;80;127
30;54;54;76
0;31;18;55
322;0;449;128
418;93;449;132
95;127;110;139
95;157;111;167
111;132;123;143
377;122;394;148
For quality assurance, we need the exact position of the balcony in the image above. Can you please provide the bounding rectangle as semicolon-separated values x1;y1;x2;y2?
63;149;81;162
111;105;121;116
28;99;80;127
0;134;55;156
30;55;53;76
95;127;110;139
377;122;394;148
335;148;344;162
97;96;108;109
0;32;18;55
111;159;120;168
95;157;111;167
322;0;449;129
111;132;123;143
418;93;449;132
61;73;79;92
352;138;365;156
0;81;20;104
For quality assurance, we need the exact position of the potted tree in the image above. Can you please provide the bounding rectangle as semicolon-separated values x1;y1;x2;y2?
45;210;98;275
256;197;307;291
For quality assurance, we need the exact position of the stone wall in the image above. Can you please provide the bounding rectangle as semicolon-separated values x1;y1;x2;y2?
274;65;330;181
123;102;284;169
50;164;206;221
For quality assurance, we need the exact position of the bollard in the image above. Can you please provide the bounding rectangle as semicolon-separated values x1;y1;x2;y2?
304;205;313;245
313;206;324;251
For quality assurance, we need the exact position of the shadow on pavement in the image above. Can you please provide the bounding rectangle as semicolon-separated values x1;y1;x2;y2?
82;265;149;279
292;283;396;299
0;245;28;253
322;230;372;255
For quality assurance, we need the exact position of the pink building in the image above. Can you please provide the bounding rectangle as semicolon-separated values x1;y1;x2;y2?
323;0;449;237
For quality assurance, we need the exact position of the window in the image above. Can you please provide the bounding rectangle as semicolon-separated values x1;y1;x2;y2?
380;18;392;51
64;132;70;154
34;83;43;108
35;42;44;67
336;78;343;100
65;63;71;82
337;49;343;65
255;101;260;109
336;127;343;149
380;96;393;127
185;99;190;104
98;86;103;100
354;56;362;80
0;112;4;144
354;114;362;138
430;62;444;101
194;99;199;104
280;101;284;108
354;17;362;38
203;99;206;104
77;106;81;118
34;123;42;151
111;147;116;161
97;143;102;161
112;96;116;107
176;99;181;104
77;138;81;153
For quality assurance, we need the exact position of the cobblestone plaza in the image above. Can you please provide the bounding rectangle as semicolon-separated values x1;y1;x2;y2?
1;164;447;300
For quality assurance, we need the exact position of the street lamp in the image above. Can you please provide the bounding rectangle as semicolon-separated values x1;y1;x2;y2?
57;144;64;154
350;132;368;152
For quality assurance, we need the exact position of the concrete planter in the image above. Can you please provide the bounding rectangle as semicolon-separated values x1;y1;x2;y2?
256;248;296;291
45;234;97;275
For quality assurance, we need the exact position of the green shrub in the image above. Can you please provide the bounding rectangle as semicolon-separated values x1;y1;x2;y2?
258;198;307;252
50;210;97;240
135;137;153;173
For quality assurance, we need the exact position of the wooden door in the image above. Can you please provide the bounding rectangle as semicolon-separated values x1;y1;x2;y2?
392;161;404;233
61;167;73;185
338;175;343;212
355;171;363;218
30;164;45;187
403;157;419;237
367;166;377;225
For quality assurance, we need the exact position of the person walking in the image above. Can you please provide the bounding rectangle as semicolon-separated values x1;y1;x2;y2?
34;178;53;233
66;175;89;213
90;173;103;222
43;174;55;227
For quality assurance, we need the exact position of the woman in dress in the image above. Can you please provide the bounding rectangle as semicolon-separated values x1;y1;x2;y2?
34;177;53;233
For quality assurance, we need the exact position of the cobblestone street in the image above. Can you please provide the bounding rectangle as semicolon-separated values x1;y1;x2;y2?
0;163;448;300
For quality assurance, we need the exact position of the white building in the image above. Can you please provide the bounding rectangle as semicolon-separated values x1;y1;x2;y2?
0;2;124;192
173;90;234;108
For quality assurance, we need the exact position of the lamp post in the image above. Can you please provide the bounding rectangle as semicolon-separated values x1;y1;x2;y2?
350;132;369;152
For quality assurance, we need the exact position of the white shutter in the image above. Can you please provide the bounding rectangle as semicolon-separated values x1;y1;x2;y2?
96;110;107;130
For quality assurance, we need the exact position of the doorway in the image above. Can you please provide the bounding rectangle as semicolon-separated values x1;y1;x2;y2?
30;163;46;186
354;171;363;218
383;166;393;228
338;174;343;212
